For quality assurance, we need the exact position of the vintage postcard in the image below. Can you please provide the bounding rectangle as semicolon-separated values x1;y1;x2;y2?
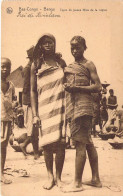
1;0;123;196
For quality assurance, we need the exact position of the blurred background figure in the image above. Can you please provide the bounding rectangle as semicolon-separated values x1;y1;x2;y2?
100;82;110;131
116;105;123;136
107;89;118;125
21;46;40;159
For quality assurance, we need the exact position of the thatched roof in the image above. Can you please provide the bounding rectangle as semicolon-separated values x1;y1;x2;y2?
7;66;24;88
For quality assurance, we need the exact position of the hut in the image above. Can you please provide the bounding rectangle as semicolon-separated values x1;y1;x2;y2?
7;66;24;105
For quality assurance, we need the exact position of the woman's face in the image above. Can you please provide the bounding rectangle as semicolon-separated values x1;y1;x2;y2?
71;40;85;60
41;37;55;55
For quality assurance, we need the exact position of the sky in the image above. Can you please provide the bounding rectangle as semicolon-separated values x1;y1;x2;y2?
1;0;123;108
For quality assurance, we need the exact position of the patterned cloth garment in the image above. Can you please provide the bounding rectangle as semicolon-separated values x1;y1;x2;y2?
37;63;65;147
65;60;93;124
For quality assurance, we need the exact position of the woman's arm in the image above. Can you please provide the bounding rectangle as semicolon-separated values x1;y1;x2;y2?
30;62;40;125
64;62;102;93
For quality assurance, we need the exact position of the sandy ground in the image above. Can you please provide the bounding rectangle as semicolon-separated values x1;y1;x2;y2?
1;137;123;196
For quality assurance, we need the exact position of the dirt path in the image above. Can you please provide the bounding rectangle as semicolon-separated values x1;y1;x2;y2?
1;137;123;196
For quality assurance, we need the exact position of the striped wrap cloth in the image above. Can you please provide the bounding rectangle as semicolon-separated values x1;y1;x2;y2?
37;63;65;147
65;60;94;122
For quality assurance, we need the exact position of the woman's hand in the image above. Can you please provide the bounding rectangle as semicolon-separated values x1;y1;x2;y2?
64;83;78;93
64;83;72;92
33;116;41;128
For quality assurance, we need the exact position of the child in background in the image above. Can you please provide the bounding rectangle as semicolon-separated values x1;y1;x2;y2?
1;57;15;184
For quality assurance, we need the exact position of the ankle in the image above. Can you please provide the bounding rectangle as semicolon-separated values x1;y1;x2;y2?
56;176;61;182
74;180;82;187
48;174;54;181
92;176;100;182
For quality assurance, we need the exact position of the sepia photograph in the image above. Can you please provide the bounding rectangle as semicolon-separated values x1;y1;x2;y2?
1;0;123;196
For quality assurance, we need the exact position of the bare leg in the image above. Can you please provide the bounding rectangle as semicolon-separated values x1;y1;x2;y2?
31;137;40;160
1;146;12;184
75;142;86;187
55;144;65;188
92;125;97;137
99;120;102;130
84;143;102;187
1;147;6;174
102;120;107;128
1;122;12;184
43;145;55;190
20;136;31;156
31;127;40;159
62;142;85;192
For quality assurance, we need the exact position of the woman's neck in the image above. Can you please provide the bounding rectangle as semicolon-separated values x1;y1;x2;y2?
44;53;55;61
75;56;86;63
43;54;58;67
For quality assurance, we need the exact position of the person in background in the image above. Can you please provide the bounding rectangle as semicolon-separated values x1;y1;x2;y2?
100;87;108;130
107;89;118;125
117;105;123;133
20;46;40;160
1;57;15;184
92;92;102;137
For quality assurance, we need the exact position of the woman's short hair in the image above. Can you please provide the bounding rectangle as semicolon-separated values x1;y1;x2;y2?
70;36;87;50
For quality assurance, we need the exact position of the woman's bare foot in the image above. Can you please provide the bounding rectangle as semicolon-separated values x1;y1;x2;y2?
43;178;55;190
61;182;84;192
83;180;102;188
56;179;64;189
1;175;12;184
